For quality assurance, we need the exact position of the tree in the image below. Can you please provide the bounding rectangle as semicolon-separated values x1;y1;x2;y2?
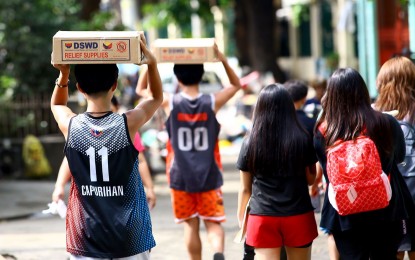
0;0;121;96
140;0;286;83
0;0;78;95
79;0;101;20
141;0;215;38
234;0;286;82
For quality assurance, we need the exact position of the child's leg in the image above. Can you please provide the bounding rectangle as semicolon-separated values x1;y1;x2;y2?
255;247;281;260
198;189;226;258
328;234;340;260
184;217;202;260
204;220;225;254
285;246;312;260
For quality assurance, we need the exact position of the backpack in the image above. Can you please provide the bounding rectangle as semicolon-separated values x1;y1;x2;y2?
319;124;392;216
398;121;415;177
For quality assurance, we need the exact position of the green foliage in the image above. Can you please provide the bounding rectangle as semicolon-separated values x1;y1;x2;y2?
398;0;409;6
326;52;339;71
367;0;409;6
78;11;125;31
142;0;216;38
0;75;16;99
0;0;121;96
0;0;78;95
292;4;310;27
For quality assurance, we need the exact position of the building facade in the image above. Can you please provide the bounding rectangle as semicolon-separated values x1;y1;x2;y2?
279;0;415;97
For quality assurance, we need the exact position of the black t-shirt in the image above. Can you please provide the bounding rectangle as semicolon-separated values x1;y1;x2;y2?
236;137;317;216
296;110;316;137
314;113;406;232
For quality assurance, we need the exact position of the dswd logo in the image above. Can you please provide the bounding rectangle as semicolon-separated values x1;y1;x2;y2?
103;42;113;50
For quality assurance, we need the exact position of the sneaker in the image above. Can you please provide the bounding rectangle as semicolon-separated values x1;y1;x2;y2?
213;252;225;260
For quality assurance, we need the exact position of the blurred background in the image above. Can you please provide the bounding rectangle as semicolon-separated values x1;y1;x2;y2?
0;0;414;179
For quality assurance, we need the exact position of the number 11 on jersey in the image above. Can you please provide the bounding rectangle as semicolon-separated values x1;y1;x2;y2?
86;146;109;182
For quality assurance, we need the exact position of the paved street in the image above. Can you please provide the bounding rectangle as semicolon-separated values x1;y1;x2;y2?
0;155;330;260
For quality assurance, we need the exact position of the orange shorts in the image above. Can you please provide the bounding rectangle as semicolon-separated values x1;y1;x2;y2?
171;188;226;223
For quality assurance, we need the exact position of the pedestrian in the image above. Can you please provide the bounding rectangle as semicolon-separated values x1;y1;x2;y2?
139;44;241;260
304;78;327;120
237;83;318;260
314;67;408;259
283;79;339;258
373;56;415;260
50;35;163;259
283;79;322;212
283;79;315;137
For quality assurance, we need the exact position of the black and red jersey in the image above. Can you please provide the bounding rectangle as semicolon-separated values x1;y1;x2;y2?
166;93;223;192
65;112;155;258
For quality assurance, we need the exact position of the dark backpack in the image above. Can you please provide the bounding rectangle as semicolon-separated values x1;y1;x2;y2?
398;121;415;177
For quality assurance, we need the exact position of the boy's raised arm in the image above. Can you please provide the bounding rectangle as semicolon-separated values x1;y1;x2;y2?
50;63;76;139
135;65;149;98
126;35;163;136
213;45;242;112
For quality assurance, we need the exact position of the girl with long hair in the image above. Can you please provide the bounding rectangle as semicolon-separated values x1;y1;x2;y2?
237;84;318;260
314;68;407;259
374;56;415;260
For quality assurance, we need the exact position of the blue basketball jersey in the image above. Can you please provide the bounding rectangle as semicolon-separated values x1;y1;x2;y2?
166;93;223;192
65;112;155;258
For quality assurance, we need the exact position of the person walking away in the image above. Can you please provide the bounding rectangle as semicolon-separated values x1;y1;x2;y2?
139;44;242;260
373;56;415;260
50;35;163;259
284;79;339;259
283;79;316;135
165;50;242;260
314;67;408;259
237;84;318;260
304;79;327;120
283;79;322;210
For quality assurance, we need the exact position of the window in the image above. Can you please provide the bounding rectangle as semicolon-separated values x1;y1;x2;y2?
298;5;311;57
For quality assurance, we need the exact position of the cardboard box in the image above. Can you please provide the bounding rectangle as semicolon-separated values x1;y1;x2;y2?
52;31;143;64
153;38;217;64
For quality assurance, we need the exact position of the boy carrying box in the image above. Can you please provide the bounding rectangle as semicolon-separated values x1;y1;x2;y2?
51;34;162;260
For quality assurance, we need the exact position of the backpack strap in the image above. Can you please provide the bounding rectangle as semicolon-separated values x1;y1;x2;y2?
399;121;415;142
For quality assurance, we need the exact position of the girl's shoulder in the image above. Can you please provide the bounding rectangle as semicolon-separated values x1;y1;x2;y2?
382;112;402;131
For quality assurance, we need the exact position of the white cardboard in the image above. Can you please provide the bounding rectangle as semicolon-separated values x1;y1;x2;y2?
153;38;217;64
52;31;143;64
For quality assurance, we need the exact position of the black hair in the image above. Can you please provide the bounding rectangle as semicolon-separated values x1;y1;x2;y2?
316;68;393;157
245;83;310;177
283;79;308;102
74;64;119;95
111;96;119;107
173;64;204;86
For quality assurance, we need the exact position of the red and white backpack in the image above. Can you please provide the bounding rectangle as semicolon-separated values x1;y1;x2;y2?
319;123;392;216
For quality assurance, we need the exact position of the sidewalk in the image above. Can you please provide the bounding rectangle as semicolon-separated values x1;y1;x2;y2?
0;180;58;221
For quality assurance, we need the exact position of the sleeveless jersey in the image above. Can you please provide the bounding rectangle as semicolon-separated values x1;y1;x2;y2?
166;93;223;192
65;112;155;258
